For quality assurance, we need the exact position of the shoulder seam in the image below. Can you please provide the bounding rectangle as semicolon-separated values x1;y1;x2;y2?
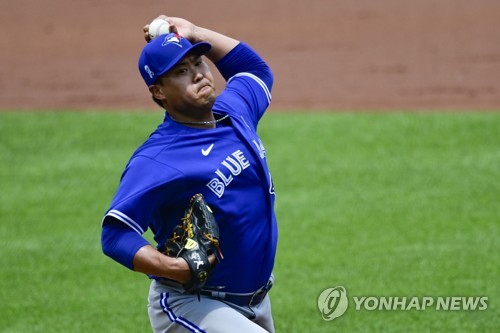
227;72;272;104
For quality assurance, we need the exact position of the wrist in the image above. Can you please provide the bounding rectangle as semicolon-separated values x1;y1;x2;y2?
189;25;207;44
169;257;190;284
132;245;191;284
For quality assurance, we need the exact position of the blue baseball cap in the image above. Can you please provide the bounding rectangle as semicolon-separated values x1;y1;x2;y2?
138;33;212;86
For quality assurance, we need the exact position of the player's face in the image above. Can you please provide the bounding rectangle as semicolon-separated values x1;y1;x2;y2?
156;53;216;115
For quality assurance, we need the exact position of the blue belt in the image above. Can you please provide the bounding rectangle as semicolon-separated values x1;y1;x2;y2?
200;278;274;307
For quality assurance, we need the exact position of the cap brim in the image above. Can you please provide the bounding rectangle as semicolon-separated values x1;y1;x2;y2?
156;42;212;80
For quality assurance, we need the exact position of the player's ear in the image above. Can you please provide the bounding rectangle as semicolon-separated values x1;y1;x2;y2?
149;84;166;101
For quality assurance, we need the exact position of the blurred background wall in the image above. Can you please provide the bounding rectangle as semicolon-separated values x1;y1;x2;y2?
1;0;499;110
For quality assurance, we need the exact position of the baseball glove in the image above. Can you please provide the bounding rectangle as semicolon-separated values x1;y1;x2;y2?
164;193;223;293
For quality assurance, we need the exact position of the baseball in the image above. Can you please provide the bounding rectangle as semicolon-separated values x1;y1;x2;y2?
148;19;170;40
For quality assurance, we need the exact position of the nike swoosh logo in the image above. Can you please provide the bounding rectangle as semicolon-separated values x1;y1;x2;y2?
201;143;214;156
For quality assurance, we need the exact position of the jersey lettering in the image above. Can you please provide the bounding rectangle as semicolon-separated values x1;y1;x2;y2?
206;150;250;198
207;178;225;197
269;172;276;195
252;139;266;159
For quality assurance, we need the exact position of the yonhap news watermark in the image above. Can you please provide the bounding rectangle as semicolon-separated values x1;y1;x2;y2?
318;286;488;321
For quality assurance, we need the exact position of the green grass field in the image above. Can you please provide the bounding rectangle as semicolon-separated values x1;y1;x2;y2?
0;111;498;332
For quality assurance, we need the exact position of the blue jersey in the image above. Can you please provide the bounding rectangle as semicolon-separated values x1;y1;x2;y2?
102;43;277;293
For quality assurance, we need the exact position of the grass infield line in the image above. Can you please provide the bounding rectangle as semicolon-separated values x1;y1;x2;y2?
0;111;498;332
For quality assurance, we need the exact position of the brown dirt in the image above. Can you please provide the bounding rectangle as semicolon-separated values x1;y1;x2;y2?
1;0;499;111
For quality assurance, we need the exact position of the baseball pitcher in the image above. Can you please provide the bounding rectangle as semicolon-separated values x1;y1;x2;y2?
101;15;278;332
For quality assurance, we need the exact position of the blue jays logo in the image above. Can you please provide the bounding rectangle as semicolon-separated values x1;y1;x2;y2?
162;33;183;47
